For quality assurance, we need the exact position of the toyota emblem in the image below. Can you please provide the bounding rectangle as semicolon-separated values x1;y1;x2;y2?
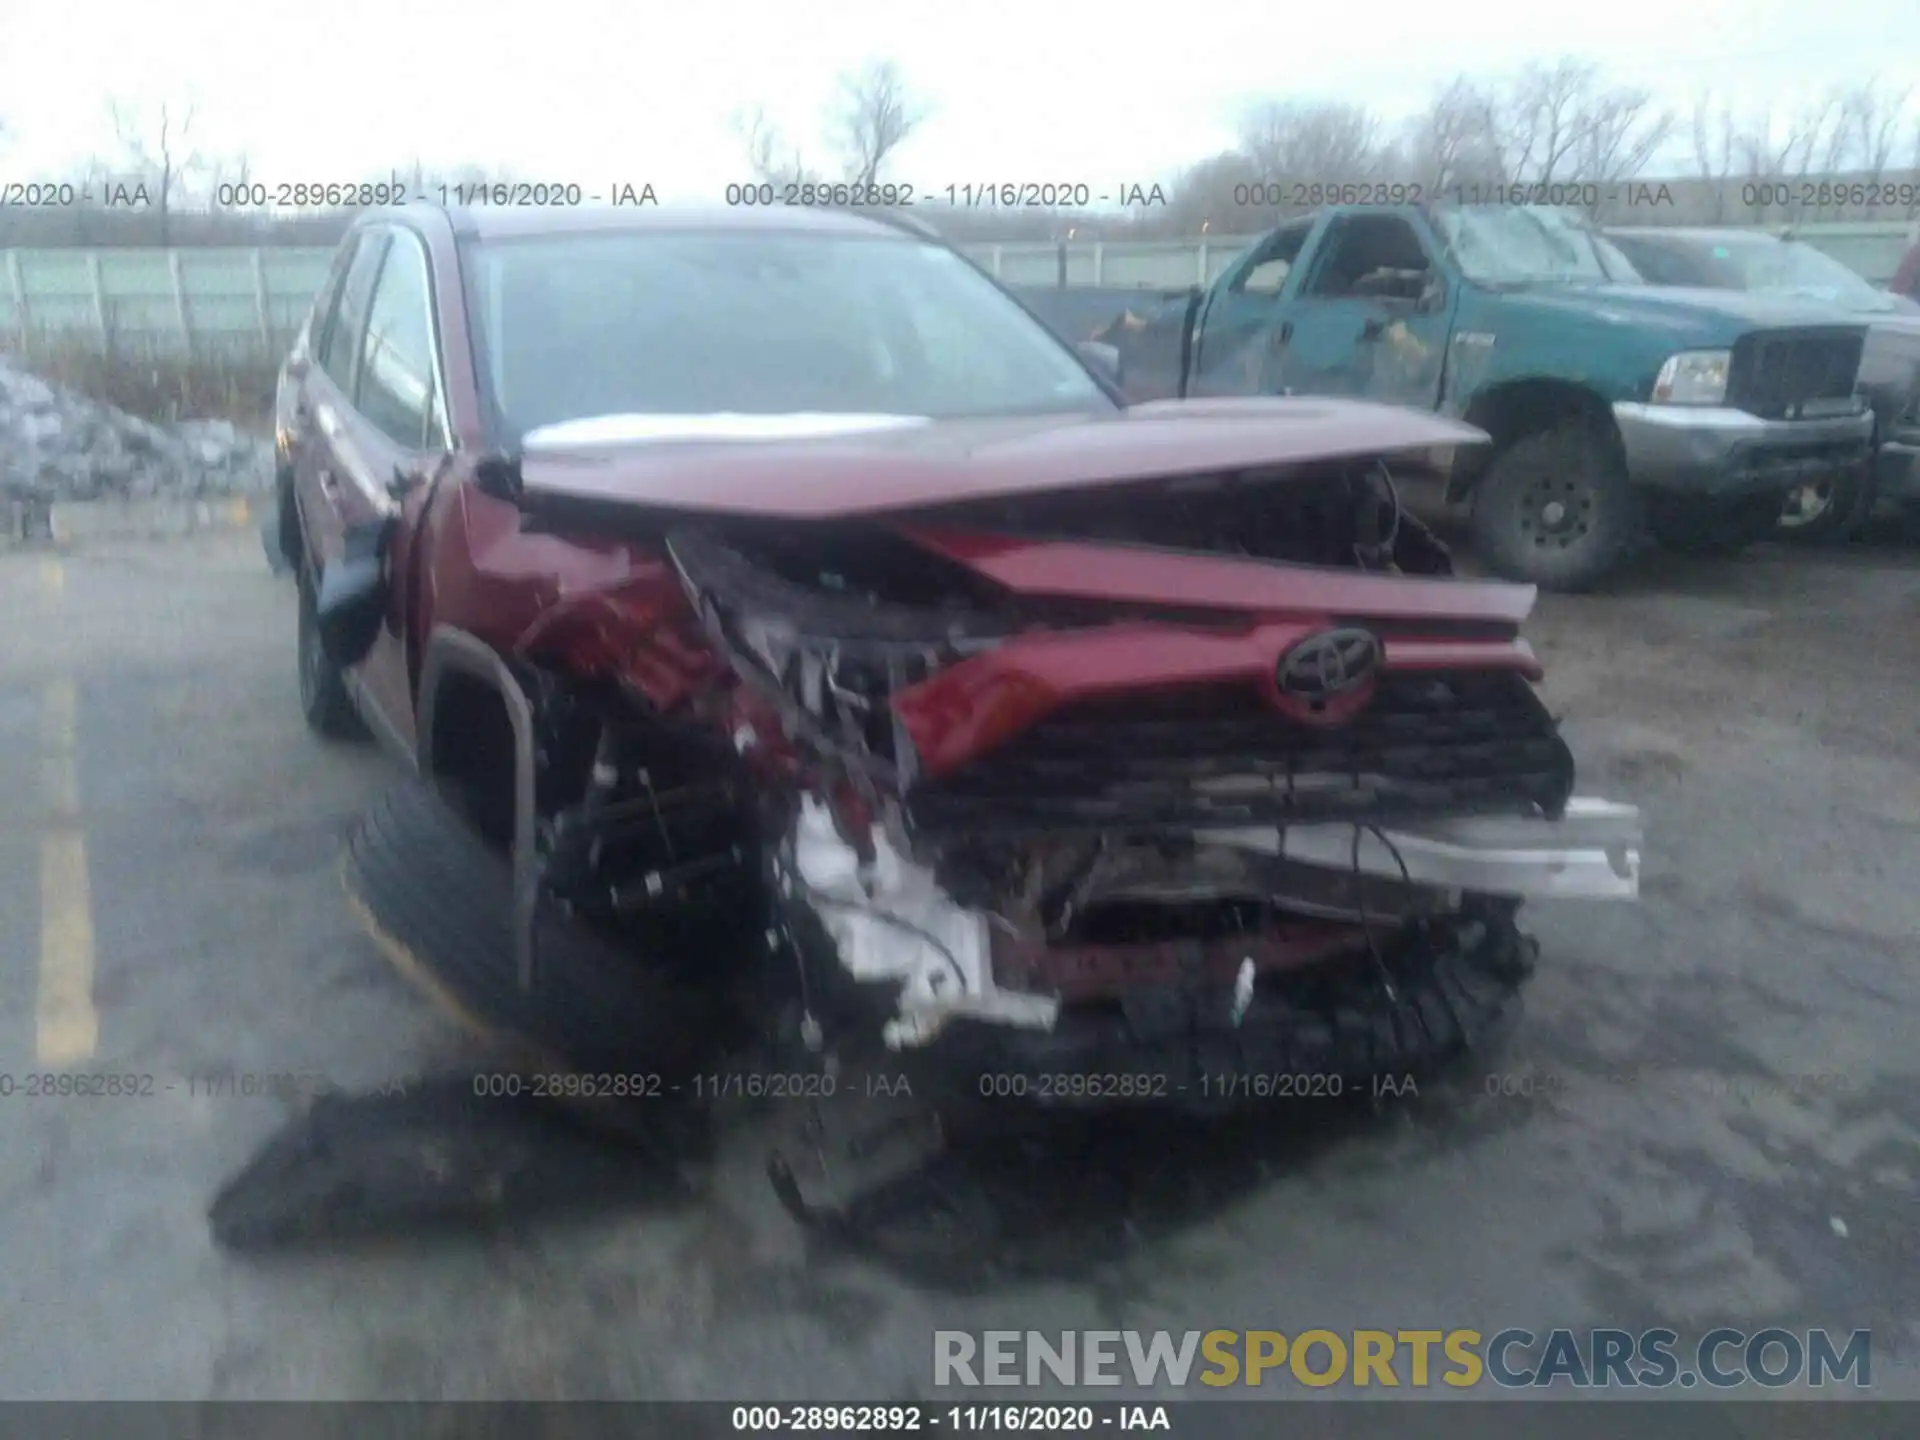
1276;628;1382;703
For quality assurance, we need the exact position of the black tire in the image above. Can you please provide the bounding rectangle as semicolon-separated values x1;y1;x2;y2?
345;780;733;1079
264;466;298;576
297;566;362;739
1776;465;1872;545
1646;493;1782;556
1468;423;1641;591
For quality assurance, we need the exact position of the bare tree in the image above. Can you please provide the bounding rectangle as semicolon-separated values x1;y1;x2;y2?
732;104;819;188
1568;84;1674;207
204;149;253;201
1688;90;1742;221
1805;91;1853;183
1475;58;1673;220
1238;100;1382;188
106;98;204;243
1400;79;1504;194
1833;80;1913;200
1734;108;1796;188
1750;94;1855;218
1910;115;1920;217
833;60;926;189
1489;59;1592;185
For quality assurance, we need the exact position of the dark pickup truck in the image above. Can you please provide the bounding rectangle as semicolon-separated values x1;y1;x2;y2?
1105;203;1876;589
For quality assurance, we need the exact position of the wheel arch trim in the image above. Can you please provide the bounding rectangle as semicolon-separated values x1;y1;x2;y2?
416;626;540;991
1446;377;1622;501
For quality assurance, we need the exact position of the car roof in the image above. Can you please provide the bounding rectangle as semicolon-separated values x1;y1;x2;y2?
365;202;923;243
1608;226;1780;246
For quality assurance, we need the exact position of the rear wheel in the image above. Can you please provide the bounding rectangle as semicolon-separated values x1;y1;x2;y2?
1776;464;1872;544
1468;423;1641;591
298;567;362;739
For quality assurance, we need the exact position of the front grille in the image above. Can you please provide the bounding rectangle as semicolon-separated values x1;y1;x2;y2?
906;671;1574;835
1727;329;1864;419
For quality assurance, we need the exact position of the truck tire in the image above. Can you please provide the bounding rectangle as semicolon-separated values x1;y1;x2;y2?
298;566;363;740
1776;465;1872;545
1468;423;1640;591
1646;493;1783;556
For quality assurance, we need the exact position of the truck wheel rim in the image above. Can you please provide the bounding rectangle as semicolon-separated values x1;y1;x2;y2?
1518;476;1593;548
1779;479;1833;528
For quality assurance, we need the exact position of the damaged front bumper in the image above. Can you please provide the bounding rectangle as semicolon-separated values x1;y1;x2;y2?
780;792;1642;1060
1197;798;1642;902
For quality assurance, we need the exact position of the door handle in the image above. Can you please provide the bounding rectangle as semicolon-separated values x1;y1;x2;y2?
318;467;341;495
1360;317;1388;340
1269;320;1293;350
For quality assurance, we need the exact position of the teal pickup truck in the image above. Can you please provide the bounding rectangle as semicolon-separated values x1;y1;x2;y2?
1123;203;1876;589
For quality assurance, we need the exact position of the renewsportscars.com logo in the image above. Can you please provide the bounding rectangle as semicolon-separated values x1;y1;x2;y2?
933;1328;1872;1390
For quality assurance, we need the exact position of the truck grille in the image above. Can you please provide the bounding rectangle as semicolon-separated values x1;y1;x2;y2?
1727;329;1864;419
906;671;1575;836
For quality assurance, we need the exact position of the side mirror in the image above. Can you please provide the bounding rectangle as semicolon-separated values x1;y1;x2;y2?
314;516;394;669
1077;339;1125;386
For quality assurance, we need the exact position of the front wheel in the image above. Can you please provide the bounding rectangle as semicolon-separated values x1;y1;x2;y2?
298;567;363;740
1468;423;1641;591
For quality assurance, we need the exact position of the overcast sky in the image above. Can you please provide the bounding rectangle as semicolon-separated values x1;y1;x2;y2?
2;0;1917;204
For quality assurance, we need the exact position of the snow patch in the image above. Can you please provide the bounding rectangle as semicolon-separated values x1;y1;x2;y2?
0;354;275;503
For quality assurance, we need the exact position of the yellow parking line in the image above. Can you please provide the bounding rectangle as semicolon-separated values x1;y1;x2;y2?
37;678;96;1067
40;558;64;598
41;682;78;821
38;835;98;1065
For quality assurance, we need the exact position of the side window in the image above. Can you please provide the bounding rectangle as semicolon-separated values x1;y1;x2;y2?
1301;216;1434;301
303;240;358;355
356;235;447;450
1232;222;1313;295
317;232;390;397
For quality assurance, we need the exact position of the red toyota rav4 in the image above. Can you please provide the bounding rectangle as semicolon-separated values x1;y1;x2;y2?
274;203;1641;1116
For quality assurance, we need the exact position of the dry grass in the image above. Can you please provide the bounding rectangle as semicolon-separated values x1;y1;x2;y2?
4;330;281;431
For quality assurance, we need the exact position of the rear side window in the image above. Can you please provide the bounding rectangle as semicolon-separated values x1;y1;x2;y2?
356;234;446;450
318;232;390;396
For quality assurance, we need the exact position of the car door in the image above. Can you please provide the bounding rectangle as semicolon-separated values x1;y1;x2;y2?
1271;211;1456;409
317;226;453;755
1189;217;1319;396
294;229;390;582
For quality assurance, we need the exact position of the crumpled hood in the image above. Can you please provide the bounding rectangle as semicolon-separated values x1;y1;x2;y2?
508;398;1487;519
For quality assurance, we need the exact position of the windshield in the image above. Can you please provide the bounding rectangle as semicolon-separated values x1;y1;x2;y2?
463;229;1113;439
1707;236;1904;312
1433;204;1643;286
